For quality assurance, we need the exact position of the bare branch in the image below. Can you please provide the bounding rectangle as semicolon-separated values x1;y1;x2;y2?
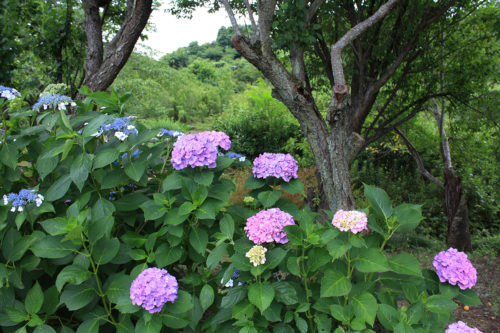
330;0;400;85
307;0;325;22
220;0;242;36
394;127;443;187
242;0;258;40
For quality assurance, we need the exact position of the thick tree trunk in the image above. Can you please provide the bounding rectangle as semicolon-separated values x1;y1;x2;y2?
80;0;153;97
444;168;471;251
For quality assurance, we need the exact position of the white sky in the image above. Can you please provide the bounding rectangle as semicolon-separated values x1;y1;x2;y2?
136;5;231;58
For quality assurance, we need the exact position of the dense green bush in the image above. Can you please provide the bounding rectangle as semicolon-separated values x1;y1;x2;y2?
0;90;483;332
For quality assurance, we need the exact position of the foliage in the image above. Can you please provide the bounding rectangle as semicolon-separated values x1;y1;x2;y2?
0;89;484;332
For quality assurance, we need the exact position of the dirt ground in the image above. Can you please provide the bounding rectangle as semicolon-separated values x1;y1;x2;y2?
451;256;500;333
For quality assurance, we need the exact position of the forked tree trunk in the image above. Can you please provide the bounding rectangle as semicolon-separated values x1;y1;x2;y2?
444;168;471;251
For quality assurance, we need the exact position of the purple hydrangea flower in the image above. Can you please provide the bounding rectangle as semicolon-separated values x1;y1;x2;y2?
244;208;295;244
252;153;298;182
171;131;231;170
32;94;74;111
0;86;21;100
3;189;44;212
432;248;477;290
445;321;482;333
130;267;179;314
331;210;368;234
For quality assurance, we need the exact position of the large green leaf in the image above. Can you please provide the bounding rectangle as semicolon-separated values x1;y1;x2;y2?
45;175;72;201
200;284;215;311
70;153;93;191
155;244;182;267
92;238;120;265
25;282;44;314
93;148;119;169
60;284;96;311
189;228;208;255
31;235;79;259
56;265;92;292
394;204;424;233
350;292;378;326
163;290;193;314
206;243;228;270
0;144;18;169
272;282;298;305
280;178;304;194
124;159;147;182
257;190;282;208
354;248;390;273
456;288;482;306
320;269;352;297
161;173;183;191
388;253;422;277
248;282;275;313
425;295;458;313
364;184;393;220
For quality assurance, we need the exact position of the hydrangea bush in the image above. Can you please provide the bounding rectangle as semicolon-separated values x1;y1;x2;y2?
0;88;483;332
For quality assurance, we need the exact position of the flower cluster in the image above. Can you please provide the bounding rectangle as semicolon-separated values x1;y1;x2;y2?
252;153;298;182
246;245;267;266
244;208;295;244
32;94;75;112
96;116;138;141
130;267;178;314
226;152;246;162
171;131;231;170
445;321;482;333
0;86;21;100
3;189;44;212
221;270;241;288
157;128;183;138
432;248;477;290
331;210;369;234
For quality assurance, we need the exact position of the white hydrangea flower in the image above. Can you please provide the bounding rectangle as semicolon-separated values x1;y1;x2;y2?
114;131;128;141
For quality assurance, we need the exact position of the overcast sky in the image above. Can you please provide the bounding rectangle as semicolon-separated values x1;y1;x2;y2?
136;5;230;58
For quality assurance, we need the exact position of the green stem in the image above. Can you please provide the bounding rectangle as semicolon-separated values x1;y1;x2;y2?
300;246;315;333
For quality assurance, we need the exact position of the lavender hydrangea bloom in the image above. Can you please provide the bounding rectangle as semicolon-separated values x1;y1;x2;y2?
445;321;482;333
171;131;231;170
244;208;295;244
97;116;138;141
252;153;298;182
32;94;75;111
432;248;477;290
331;210;369;234
3;189;44;212
0;86;21;100
130;267;178;314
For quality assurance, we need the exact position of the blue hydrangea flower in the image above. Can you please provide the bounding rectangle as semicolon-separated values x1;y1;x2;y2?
95;116;138;141
221;269;241;288
113;150;141;166
32;94;75;111
3;189;44;212
0;86;21;100
157;129;183;138
226;152;246;162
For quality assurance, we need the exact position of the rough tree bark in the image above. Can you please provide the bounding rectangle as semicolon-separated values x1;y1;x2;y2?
80;0;153;96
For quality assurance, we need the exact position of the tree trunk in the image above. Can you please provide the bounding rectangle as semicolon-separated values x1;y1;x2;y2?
444;168;471;251
79;0;153;98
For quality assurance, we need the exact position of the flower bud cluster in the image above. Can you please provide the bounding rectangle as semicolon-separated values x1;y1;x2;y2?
246;245;267;267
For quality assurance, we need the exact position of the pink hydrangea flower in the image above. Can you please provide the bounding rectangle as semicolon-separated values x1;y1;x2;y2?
171;131;231;170
252;153;298;182
331;210;368;234
130;267;178;313
445;321;482;333
432;248;477;290
244;208;295;244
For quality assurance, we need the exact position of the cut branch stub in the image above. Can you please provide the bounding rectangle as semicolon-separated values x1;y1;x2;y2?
334;84;348;103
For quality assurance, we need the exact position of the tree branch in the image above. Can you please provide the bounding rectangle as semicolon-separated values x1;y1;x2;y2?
307;0;325;23
220;0;242;36
242;0;258;41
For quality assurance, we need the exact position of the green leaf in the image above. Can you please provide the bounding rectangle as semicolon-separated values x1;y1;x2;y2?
162;173;183;191
456;288;482;306
388;253;422;277
70;153;93;191
92;238;120;265
45;174;72;201
283;225;303;245
258;190;282;208
31;235;79;259
425;295;458;313
244;176;266;190
124;159;147;182
0;144;18;169
5;307;28;323
330;304;349;323
248;282;275;313
56;264;92;292
364;184;393;220
220;214;234;239
232;300;255;320
59;109;73;131
191;185;208;206
155;244;182;267
272;282;298;305
93;149;120;169
200;284;215;311
25;282;44;314
327;237;352;259
194;171;214;186
163;290;193;314
280;178;304;194
295;317;308;333
221;286;247;308
207;243;228;270
407;301;424;325
287;256;301;276
320;269;352;297
189;228;208;255
135;315;162;333
307;247;330;273
114;193;148;211
33;325;57;333
394;204;424;233
76;318;100;333
350;292;378;326
161;312;190;329
354;248;390;273
60;284;96;311
36;155;59;180
140;200;166;220
377;304;399;330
